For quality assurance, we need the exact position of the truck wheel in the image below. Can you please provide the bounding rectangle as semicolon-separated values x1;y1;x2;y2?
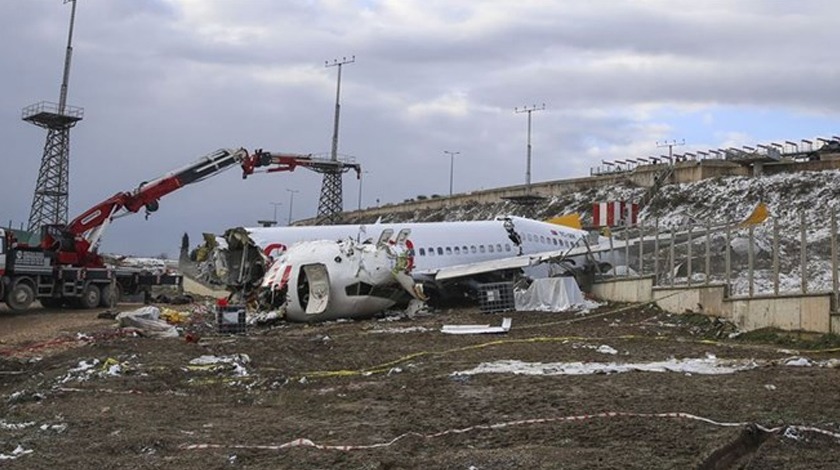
6;282;35;311
78;283;102;309
99;283;122;308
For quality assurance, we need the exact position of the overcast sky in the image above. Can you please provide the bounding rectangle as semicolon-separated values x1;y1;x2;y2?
2;0;840;257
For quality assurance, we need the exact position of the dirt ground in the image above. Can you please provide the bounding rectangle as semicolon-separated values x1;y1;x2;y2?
1;300;840;469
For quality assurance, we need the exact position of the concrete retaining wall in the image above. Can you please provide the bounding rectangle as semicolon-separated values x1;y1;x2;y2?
590;276;653;303
593;277;836;334
652;284;728;317
727;294;832;333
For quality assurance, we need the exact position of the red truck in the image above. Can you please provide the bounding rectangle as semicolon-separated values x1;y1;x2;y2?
1;148;249;311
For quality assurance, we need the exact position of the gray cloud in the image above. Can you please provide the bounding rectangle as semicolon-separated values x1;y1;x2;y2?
2;0;839;256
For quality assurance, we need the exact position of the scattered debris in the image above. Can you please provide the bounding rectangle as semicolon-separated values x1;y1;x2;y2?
56;358;131;383
39;423;68;433
452;356;759;376
596;345;618;355
0;445;33;461
247;310;284;326
441;317;512;335
116;306;179;338
187;354;250;377
784;357;812;367
0;420;36;431
369;326;431;334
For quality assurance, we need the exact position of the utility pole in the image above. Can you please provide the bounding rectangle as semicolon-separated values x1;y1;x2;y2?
357;171;369;211
270;202;283;225
514;104;545;194
286;189;299;226
317;55;355;224
656;139;685;163
444;151;460;197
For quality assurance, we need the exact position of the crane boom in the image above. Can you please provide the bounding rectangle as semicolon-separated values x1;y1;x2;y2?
38;146;362;268
241;149;361;179
47;148;250;267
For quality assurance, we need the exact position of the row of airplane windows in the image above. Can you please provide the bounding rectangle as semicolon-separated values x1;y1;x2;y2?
419;243;513;257
417;234;575;258
525;233;576;248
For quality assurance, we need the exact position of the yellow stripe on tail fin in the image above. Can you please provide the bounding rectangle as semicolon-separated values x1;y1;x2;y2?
740;202;769;227
547;213;582;230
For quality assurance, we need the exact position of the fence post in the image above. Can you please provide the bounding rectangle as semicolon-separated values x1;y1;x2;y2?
725;218;731;295
801;210;807;294
687;222;693;286
638;218;644;278
773;217;780;295
654;218;660;284
748;225;754;297
624;224;630;278
832;212;838;311
705;219;711;285
609;228;615;276
670;227;676;287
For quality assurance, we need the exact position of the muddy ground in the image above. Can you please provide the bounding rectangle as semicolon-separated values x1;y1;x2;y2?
1;301;839;469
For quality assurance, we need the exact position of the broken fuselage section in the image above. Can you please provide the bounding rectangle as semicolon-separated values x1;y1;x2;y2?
183;228;422;322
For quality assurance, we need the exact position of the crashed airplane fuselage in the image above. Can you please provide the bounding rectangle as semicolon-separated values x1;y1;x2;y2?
258;239;423;321
183;216;609;322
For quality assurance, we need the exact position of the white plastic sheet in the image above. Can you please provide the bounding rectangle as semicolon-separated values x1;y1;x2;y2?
514;277;586;312
116;306;178;338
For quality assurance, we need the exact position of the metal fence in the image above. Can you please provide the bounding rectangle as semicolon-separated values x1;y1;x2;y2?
598;211;839;310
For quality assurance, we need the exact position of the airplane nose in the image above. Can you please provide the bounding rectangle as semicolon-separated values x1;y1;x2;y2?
264;263;292;290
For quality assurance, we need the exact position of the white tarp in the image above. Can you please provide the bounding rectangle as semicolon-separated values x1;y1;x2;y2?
514;277;586;312
116;306;178;338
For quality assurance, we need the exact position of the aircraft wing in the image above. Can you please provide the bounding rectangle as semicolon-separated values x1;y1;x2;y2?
429;223;732;282
428;247;575;281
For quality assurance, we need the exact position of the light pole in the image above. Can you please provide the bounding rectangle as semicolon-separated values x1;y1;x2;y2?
286;189;299;226
325;56;355;163
357;170;369;211
444;151;460;197
656;139;685;163
270;202;283;225
514;104;545;194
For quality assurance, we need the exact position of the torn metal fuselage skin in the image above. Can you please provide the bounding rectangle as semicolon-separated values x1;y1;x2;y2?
182;228;416;322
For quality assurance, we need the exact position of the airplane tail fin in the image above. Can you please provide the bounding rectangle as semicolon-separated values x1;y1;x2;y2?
739;202;769;227
546;213;583;230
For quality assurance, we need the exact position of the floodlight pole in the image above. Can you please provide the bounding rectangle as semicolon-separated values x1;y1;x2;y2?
59;0;78;113
656;139;686;162
357;171;369;211
326;56;355;162
444;151;460;197
515;104;545;193
270;202;283;225
286;189;299;226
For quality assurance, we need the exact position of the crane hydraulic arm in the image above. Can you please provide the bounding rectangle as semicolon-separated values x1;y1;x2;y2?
47;148;250;267
241;149;361;179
